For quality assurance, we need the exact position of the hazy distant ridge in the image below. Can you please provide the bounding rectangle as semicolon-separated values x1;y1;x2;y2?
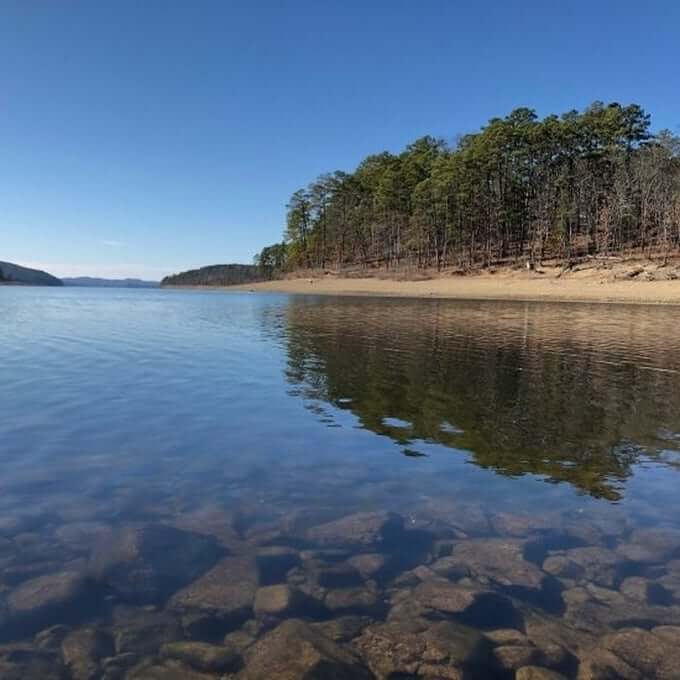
161;264;270;287
0;261;63;286
62;277;159;288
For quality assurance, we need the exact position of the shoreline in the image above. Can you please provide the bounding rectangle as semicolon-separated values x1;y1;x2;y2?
192;266;680;305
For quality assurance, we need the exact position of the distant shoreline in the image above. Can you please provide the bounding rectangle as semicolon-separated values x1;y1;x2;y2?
166;263;680;305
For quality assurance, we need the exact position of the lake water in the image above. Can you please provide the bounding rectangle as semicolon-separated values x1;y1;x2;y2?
1;286;680;678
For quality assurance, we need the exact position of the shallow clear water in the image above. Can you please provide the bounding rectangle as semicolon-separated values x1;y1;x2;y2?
1;287;680;678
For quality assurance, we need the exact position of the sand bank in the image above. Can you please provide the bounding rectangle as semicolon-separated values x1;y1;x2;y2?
227;264;680;305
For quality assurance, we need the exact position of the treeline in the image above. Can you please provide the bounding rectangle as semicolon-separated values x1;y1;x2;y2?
161;264;269;287
0;261;63;286
256;102;680;273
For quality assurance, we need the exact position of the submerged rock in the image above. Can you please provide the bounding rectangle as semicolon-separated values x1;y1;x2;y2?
4;571;90;638
354;619;491;679
169;556;257;637
446;539;547;594
546;546;623;588
563;584;680;632
576;648;642;680
348;553;388;580
0;643;64;680
127;659;215;679
253;584;308;620
600;626;680;679
56;522;114;553
160;640;241;673
34;624;72;649
101;652;140;680
493;644;543;671
517;668;568;680
324;583;383;616
616;528;680;563
241;618;372;679
420;500;492;537
111;607;183;656
306;511;404;550
491;512;557;537
312;616;372;642
89;524;221;604
62;628;114;680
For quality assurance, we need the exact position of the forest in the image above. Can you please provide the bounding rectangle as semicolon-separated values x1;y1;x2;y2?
255;102;680;274
161;264;267;287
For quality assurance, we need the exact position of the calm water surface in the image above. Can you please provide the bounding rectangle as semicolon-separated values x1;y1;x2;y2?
1;286;680;678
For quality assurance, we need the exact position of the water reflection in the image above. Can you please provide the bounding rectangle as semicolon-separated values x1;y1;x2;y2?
280;297;680;500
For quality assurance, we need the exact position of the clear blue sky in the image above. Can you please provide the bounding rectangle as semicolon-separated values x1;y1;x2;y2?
2;1;678;279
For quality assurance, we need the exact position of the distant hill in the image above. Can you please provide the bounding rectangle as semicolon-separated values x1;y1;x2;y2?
161;264;270;287
0;261;63;286
62;277;159;288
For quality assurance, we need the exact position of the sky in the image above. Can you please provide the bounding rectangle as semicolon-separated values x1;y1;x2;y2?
1;1;679;280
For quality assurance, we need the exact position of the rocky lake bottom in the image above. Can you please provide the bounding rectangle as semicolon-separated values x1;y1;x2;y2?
2;288;680;679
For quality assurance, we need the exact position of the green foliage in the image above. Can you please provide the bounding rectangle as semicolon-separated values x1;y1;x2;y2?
258;103;680;270
161;264;267;287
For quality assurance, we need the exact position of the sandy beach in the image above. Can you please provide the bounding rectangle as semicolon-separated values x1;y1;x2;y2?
227;263;680;305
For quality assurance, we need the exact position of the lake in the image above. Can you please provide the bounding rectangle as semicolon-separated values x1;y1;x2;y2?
1;286;680;678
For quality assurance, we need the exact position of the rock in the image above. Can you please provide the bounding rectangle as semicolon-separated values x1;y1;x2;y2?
170;556;257;637
300;548;352;565
543;555;585;581
616;528;680;563
89;524;221;604
306;512;404;550
619;576;669;605
241;618;372;679
600;626;680;679
255;547;300;584
408;580;523;629
485;628;530;645
4;571;89;637
547;547;623;588
354;619;491;679
412;580;486;615
127;659;215;679
253;585;306;619
421;500;491;536
493;644;543;671
112;607;183;656
562;584;680;633
577;648;642;679
160;640;241;673
447;539;547;593
524;610;596;663
429;556;472;581
55;522;113;552
324;584;382;616
34;624;72;649
517;668;568;680
0;644;64;679
652;625;680;644
312;616;372;642
62;628;114;680
348;553;388;580
101;653;140;680
491;512;556;537
223;625;259;653
657;560;680;602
